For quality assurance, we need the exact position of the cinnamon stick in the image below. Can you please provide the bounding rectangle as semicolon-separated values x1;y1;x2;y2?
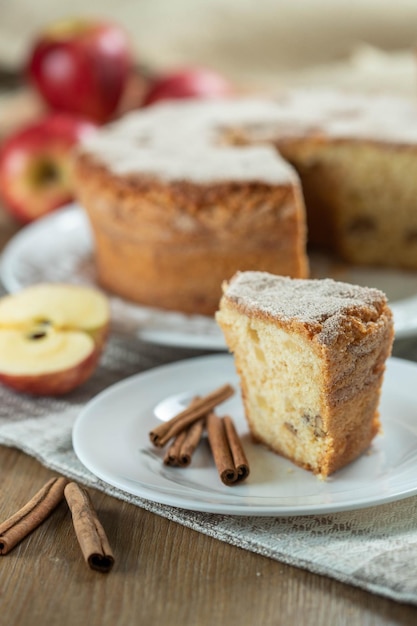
223;415;250;481
0;477;69;555
164;418;205;467
64;482;114;573
150;383;234;447
207;413;250;486
178;418;205;466
164;429;188;466
206;412;237;486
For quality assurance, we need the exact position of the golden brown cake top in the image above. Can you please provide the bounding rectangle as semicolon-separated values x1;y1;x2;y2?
220;271;392;345
77;90;417;186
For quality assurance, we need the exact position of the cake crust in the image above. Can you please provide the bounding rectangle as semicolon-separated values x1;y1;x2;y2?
74;152;308;315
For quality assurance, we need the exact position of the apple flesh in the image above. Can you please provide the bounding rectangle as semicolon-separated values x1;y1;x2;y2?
27;18;133;123
0;283;110;395
0;113;96;223
142;67;233;106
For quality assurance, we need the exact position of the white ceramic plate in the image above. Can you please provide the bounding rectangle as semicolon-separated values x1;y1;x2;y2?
73;354;417;516
2;204;417;347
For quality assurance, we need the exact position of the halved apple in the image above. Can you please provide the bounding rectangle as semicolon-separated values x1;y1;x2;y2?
0;283;110;395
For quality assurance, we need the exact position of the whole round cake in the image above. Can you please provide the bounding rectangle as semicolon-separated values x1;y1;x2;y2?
73;89;417;315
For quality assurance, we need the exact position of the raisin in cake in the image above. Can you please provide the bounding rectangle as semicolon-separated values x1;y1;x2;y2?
216;271;394;477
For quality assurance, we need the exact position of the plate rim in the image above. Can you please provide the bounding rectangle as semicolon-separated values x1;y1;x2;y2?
72;353;417;516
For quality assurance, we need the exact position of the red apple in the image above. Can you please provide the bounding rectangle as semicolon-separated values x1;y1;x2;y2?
142;67;234;106
27;18;133;123
0;113;96;223
0;283;110;396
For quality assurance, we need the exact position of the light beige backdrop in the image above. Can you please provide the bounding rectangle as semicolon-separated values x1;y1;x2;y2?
0;0;416;92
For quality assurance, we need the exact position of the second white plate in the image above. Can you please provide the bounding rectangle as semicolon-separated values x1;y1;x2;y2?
73;354;417;516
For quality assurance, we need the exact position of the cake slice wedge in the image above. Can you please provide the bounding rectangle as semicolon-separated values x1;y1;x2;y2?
216;271;394;477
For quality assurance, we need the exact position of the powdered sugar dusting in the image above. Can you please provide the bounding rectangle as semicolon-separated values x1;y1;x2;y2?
258;89;417;144
79;98;297;185
224;271;388;345
80;89;417;185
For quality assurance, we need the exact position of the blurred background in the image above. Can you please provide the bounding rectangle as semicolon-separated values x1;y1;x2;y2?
1;0;416;90
0;0;417;239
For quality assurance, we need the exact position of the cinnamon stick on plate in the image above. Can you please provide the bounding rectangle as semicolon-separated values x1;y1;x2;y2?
223;415;250;481
163;417;205;467
178;417;205;466
0;476;69;555
164;429;188;466
207;412;250;486
64;482;114;573
150;383;234;447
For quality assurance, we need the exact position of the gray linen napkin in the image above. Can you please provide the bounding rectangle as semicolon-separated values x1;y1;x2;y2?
1;326;417;606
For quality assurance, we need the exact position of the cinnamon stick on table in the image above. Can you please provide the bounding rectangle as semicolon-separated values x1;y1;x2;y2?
64;482;114;573
164;417;205;467
150;383;234;447
0;476;68;555
207;412;250;486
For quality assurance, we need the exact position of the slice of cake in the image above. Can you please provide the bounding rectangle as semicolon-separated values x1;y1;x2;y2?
216;271;394;477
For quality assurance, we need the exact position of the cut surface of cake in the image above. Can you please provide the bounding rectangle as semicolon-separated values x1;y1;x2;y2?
216;271;394;477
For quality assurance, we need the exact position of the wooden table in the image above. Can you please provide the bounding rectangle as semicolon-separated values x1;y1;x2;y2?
1;211;417;626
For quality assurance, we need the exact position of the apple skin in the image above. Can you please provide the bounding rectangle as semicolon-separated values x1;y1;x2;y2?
0;341;103;396
0;113;96;223
0;283;110;396
27;18;133;123
142;67;233;106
